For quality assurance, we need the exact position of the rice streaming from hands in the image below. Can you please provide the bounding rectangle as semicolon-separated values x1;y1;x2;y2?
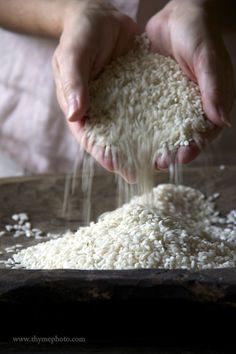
4;34;235;270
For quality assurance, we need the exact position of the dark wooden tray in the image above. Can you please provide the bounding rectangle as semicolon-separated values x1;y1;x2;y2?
0;166;235;307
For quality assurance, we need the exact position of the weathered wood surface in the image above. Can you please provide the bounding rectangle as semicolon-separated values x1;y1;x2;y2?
0;268;235;305
0;166;235;305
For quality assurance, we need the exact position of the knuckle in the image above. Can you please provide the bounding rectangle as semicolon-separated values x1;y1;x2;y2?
56;89;67;114
62;79;75;97
52;48;61;72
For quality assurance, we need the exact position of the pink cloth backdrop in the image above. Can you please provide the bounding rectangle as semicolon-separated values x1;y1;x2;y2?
0;0;235;174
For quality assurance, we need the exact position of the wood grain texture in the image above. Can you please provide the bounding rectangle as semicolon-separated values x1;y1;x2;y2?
0;166;235;306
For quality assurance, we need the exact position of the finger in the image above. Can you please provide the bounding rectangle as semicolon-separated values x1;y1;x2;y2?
155;125;221;169
54;45;90;122
68;118;137;183
194;42;234;128
155;145;198;169
155;152;170;170
177;125;222;164
53;51;75;118
112;16;138;59
52;56;68;115
67;119;114;170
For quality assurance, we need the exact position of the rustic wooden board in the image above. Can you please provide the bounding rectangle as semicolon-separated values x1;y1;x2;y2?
0;166;235;306
0;268;235;305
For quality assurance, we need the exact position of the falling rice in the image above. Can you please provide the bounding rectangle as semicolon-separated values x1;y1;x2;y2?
84;33;213;194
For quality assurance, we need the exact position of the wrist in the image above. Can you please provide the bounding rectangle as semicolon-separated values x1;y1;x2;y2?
0;0;86;38
169;0;211;9
164;0;214;34
62;0;116;34
57;0;85;36
167;0;215;22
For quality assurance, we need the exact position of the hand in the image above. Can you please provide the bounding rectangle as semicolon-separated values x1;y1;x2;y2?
146;0;235;169
52;0;137;178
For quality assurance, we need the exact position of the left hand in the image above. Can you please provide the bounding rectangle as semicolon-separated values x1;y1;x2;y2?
146;0;235;169
52;0;137;181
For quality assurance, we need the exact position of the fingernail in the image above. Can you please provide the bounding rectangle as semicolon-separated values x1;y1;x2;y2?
221;117;232;128
217;107;231;128
67;95;79;121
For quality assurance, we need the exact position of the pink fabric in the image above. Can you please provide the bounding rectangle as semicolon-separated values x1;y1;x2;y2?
0;30;78;173
0;1;235;173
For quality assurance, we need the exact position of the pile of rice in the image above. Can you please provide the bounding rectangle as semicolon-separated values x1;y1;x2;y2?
7;184;236;270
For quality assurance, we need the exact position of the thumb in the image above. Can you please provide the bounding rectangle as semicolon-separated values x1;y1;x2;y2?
194;44;232;128
56;47;90;122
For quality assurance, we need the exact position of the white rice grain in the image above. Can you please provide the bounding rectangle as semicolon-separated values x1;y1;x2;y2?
7;184;236;270
84;34;212;196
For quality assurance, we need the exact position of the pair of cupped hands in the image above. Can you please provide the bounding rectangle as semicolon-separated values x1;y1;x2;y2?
53;0;235;182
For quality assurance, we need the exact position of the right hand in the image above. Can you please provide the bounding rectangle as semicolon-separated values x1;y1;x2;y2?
146;0;235;169
52;0;137;177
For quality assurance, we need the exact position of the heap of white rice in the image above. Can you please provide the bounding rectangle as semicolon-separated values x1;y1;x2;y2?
7;184;236;270
85;34;212;175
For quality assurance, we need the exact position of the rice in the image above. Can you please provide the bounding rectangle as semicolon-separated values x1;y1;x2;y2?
84;33;212;187
7;184;236;270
